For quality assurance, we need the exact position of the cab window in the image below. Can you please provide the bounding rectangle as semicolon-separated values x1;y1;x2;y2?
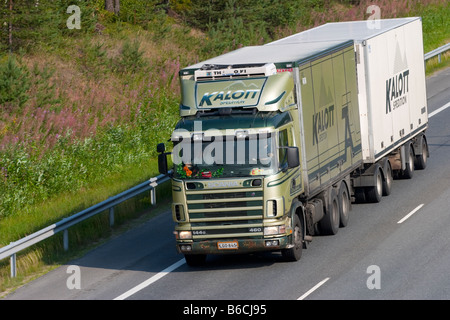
278;129;289;169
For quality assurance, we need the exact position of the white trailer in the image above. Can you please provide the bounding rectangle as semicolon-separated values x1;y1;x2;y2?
269;17;428;168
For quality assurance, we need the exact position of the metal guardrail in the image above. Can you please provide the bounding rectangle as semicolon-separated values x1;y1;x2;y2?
0;171;171;277
425;42;450;63
1;42;449;278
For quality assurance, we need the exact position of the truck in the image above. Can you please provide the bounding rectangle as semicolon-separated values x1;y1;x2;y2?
157;17;429;266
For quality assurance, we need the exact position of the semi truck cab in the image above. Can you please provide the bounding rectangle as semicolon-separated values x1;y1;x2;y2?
158;63;306;265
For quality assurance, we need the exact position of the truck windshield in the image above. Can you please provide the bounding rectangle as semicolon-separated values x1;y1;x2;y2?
172;133;276;178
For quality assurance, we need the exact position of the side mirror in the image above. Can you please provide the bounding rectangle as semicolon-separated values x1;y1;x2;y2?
158;153;168;174
287;147;300;169
157;143;166;153
157;143;168;174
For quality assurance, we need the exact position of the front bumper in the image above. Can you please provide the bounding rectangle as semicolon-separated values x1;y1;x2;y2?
176;235;291;255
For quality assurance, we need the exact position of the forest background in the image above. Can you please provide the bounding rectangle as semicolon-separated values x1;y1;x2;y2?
0;0;449;290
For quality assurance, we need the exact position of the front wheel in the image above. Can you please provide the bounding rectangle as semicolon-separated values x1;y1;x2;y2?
282;214;303;261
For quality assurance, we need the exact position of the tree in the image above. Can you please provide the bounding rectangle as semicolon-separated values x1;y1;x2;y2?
0;0;99;53
0;56;30;111
105;0;120;15
1;0;61;53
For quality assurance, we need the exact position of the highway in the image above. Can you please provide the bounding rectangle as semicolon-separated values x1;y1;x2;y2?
4;67;450;303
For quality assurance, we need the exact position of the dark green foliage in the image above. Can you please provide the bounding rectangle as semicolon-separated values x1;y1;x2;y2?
0;56;30;111
76;40;109;78
31;63;61;109
0;56;62;112
0;0;98;53
171;0;324;56
1;0;60;52
112;39;147;74
116;0;164;25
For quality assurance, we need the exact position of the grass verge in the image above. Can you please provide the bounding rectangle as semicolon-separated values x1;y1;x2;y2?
0;161;172;297
425;51;450;76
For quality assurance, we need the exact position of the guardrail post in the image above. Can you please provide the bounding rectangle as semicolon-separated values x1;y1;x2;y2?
109;207;115;227
63;229;69;251
149;177;158;206
424;42;449;65
150;188;156;206
10;253;16;278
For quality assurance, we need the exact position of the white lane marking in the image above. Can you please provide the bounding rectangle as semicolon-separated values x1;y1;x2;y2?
429;101;450;118
297;277;330;300
114;258;186;300
397;204;424;224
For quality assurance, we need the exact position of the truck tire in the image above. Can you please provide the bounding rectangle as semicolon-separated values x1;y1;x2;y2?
414;136;428;170
354;187;366;203
319;187;339;235
282;214;303;261
366;165;383;203
184;254;207;266
382;160;393;196
402;144;415;179
338;182;350;227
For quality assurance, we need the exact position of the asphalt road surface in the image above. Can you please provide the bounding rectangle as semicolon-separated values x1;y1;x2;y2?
4;67;450;302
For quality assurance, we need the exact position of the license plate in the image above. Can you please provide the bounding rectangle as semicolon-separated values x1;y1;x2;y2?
217;241;239;250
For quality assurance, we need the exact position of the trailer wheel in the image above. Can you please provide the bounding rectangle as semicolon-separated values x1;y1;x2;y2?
366;165;383;203
282;214;303;261
382;160;393;196
338;182;350;227
402;144;415;179
184;254;207;267
414;136;428;170
319;187;339;235
354;187;366;203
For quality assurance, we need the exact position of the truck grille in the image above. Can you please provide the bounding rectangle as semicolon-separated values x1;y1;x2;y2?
186;188;264;239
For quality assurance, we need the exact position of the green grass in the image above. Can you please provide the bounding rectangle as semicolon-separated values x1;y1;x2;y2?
0;164;173;295
420;1;449;75
420;2;449;52
1;157;158;243
425;51;450;76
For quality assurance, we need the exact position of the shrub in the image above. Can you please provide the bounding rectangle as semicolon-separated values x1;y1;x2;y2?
76;40;109;78
0;56;30;111
113;39;147;74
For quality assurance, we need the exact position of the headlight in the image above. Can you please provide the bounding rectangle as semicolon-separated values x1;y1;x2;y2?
177;231;192;240
264;225;286;236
